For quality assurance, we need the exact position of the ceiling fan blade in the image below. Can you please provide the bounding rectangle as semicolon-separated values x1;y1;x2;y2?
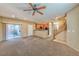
29;3;34;9
37;10;43;15
37;6;46;10
24;9;33;11
32;10;36;16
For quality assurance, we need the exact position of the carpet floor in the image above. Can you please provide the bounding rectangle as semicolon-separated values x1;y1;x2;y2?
0;36;79;56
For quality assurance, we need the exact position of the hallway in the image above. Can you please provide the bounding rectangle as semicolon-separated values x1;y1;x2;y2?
0;36;79;56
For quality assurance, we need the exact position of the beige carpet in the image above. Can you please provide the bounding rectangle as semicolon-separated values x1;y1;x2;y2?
0;36;79;56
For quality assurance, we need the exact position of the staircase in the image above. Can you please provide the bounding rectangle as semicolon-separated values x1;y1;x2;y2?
53;21;67;39
53;22;67;44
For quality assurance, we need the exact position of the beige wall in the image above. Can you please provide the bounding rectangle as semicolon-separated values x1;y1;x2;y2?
0;23;3;41
0;17;33;41
67;6;79;51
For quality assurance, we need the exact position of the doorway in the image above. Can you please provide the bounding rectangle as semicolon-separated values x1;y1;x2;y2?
6;24;21;40
28;24;33;36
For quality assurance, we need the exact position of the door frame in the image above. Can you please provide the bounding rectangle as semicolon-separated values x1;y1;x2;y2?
28;24;33;36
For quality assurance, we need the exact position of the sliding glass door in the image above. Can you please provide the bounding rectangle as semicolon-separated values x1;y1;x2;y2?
6;24;21;40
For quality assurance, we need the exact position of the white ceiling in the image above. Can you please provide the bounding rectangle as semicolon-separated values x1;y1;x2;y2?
0;3;78;22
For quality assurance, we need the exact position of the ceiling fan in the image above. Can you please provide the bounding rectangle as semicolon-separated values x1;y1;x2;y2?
24;3;46;16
